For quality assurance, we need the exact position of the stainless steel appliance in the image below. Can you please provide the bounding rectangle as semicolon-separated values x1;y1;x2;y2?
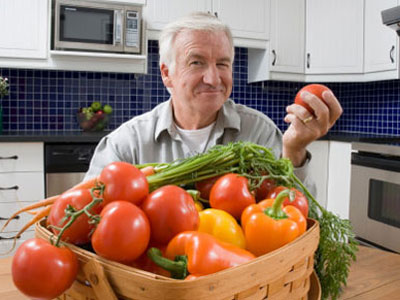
52;0;143;54
350;142;400;253
382;5;400;36
45;143;96;197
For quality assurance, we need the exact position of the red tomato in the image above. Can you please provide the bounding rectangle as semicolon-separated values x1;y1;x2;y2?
91;201;150;263
12;238;78;300
195;175;221;200
254;177;276;202
209;173;256;219
267;186;309;218
99;161;149;206
294;84;332;114
47;188;101;245
141;185;200;245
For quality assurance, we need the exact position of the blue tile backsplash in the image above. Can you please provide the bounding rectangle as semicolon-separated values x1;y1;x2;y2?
1;40;400;136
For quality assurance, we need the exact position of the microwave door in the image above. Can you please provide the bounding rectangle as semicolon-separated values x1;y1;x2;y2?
55;4;124;53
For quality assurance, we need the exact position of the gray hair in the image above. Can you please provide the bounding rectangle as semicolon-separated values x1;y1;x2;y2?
158;12;234;74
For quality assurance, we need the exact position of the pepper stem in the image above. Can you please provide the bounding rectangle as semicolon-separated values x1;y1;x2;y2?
147;247;188;279
264;189;294;220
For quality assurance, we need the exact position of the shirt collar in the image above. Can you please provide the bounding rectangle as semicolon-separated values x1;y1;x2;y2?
154;98;241;141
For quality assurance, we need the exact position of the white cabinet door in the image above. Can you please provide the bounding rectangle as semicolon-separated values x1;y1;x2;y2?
144;0;211;31
270;0;305;73
364;0;398;73
212;0;270;40
326;141;352;219
307;141;329;209
0;0;48;59
305;0;364;74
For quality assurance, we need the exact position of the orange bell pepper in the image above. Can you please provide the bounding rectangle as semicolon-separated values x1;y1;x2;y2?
241;189;307;256
147;231;255;279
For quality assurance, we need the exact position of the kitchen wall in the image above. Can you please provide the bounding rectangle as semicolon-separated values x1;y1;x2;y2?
1;40;400;136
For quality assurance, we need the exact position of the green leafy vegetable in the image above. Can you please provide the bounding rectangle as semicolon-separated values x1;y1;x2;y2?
137;141;358;299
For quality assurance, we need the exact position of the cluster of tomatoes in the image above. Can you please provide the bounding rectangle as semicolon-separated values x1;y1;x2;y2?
11;161;309;300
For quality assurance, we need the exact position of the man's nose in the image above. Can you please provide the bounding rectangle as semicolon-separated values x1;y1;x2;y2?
203;65;221;86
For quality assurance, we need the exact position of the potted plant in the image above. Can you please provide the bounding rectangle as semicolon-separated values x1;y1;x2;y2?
0;76;9;134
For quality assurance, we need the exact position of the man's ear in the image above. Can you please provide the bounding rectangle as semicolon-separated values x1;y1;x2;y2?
160;63;172;88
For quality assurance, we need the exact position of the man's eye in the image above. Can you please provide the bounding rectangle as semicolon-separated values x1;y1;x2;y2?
190;61;202;66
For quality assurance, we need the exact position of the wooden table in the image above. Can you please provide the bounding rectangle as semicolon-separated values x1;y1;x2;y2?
1;245;399;300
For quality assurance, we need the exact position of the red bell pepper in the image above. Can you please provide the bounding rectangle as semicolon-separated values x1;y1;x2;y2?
147;231;255;279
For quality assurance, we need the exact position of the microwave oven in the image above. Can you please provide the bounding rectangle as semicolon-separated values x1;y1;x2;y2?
52;0;142;54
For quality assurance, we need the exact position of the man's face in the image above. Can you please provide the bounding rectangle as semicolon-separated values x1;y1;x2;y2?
161;29;233;122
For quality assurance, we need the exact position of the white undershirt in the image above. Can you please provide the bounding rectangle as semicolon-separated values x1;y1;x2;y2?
175;121;216;154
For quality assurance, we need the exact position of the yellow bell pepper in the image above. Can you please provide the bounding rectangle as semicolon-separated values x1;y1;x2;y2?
198;208;246;249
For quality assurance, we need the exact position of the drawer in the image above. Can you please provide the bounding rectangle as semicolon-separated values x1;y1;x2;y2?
0;230;34;258
0;201;39;233
0;172;45;204
0;142;44;172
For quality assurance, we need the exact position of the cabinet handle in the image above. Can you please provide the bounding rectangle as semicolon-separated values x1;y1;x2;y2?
0;215;20;221
390;45;395;63
0;185;19;190
0;235;21;240
0;155;18;160
272;50;276;66
214;12;218;18
307;53;311;69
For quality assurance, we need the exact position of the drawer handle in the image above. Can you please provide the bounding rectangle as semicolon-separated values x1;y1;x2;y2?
0;235;21;240
0;215;20;221
0;185;19;190
0;155;18;160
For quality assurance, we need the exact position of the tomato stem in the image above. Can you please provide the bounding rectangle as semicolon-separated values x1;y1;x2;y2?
52;184;105;247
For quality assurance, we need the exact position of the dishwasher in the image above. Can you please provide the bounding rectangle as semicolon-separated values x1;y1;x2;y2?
45;143;97;197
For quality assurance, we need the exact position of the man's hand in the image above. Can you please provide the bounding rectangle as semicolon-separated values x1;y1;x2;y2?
282;90;343;167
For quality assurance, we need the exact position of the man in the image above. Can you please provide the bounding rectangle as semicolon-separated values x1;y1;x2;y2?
84;12;342;183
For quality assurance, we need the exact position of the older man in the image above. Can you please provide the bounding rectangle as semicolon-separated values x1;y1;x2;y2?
84;12;342;182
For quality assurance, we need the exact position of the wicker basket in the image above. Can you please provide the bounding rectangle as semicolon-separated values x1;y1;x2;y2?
35;219;320;300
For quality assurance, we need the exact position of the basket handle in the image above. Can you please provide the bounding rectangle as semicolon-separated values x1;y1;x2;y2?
83;258;118;300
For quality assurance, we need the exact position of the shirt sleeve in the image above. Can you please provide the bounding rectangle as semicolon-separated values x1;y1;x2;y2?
293;150;316;197
83;136;122;181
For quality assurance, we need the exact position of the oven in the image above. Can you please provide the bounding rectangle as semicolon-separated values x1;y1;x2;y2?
350;142;400;253
45;143;96;197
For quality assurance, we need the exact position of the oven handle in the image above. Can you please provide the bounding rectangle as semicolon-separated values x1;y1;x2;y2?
351;152;400;173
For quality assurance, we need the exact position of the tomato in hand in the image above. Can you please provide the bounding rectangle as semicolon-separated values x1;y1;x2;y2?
294;84;332;114
195;175;221;200
142;185;200;245
209;173;255;219
12;238;78;300
47;188;101;245
99;161;149;206
267;186;309;218
91;201;150;263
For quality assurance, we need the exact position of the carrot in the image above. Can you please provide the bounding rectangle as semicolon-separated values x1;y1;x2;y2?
140;166;155;176
69;176;99;191
2;206;52;255
1;195;58;233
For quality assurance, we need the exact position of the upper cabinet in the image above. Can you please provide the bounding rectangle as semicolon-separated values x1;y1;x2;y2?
249;0;400;83
144;0;270;49
0;0;48;59
364;0;399;78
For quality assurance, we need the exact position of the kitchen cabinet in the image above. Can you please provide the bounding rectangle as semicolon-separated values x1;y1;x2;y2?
143;0;270;48
249;0;399;83
0;0;48;59
364;0;399;80
0;143;45;257
0;0;148;74
307;141;351;218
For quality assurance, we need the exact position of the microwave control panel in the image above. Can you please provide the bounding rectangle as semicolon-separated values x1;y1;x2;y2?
125;11;140;49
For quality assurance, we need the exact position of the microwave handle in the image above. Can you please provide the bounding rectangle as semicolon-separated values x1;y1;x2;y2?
114;10;123;45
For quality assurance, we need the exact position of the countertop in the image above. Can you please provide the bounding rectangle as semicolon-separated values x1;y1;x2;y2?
0;245;399;300
1;131;399;144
